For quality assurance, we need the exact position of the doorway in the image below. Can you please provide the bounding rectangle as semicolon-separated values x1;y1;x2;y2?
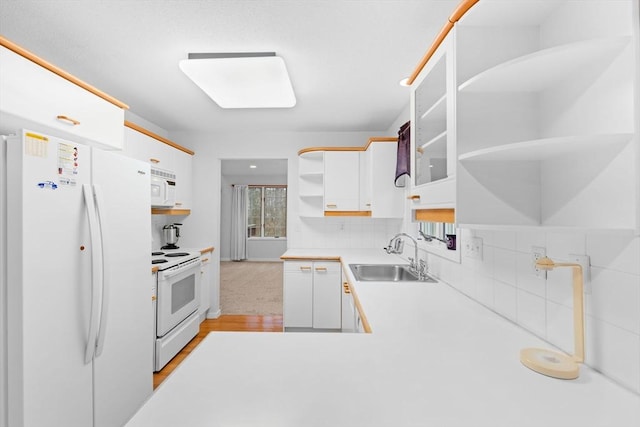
219;159;287;315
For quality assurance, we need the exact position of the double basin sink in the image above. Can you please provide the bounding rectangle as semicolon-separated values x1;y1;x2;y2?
349;264;437;283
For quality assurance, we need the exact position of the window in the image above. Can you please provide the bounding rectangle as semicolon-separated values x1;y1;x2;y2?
247;186;287;238
419;221;455;242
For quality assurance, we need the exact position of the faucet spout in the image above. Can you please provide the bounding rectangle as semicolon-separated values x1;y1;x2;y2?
384;233;425;279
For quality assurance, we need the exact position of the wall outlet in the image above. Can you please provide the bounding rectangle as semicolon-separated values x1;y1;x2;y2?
466;237;483;260
532;246;547;279
569;254;591;294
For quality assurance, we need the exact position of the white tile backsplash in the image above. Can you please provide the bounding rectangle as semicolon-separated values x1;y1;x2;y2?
294;217;401;250
586;315;640;394
492;230;517;250
431;227;640;394
494;280;517;321
587;267;640;334
516;289;546;338
546;232;586;259
546;300;573;354
493;247;517;286
516;230;546;253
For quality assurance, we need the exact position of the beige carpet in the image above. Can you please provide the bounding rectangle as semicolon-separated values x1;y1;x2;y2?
220;261;283;315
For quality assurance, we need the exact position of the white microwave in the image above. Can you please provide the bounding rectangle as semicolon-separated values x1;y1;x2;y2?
150;167;177;208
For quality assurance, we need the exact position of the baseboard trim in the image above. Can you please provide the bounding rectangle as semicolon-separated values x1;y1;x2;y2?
206;308;222;319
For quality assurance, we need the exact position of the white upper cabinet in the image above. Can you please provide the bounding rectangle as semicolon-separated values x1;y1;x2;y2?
0;45;125;150
123;125;194;211
324;151;360;212
454;0;638;231
298;139;403;218
409;36;457;211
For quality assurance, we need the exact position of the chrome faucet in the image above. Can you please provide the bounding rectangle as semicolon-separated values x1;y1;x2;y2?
384;233;426;280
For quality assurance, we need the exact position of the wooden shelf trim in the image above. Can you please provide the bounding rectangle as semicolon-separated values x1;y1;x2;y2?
124;121;195;156
406;0;480;85
0;35;129;110
324;211;372;217
151;208;191;216
280;255;341;261
298;136;397;156
415;208;455;223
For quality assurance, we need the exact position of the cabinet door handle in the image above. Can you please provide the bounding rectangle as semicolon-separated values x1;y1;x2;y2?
315;267;327;272
151;295;157;302
299;266;312;271
408;195;421;200
326;204;337;208
202;257;209;262
175;202;183;206
149;158;160;164
56;115;80;126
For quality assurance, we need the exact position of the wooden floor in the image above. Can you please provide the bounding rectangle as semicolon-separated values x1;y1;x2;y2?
153;314;283;389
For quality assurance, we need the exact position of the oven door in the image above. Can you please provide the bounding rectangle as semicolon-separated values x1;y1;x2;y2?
156;259;201;337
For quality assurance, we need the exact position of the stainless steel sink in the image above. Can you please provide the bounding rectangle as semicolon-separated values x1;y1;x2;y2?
349;264;436;283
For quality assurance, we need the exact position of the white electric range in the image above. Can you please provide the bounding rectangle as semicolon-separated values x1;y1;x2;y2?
151;249;201;371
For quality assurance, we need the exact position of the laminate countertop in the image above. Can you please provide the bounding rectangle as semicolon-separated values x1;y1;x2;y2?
127;249;640;427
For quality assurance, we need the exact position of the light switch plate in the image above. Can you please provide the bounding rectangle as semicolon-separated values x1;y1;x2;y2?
532;246;547;279
466;237;483;260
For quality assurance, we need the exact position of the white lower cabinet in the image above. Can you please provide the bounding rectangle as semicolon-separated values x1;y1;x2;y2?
199;254;212;321
283;260;341;330
341;281;356;333
151;271;157;368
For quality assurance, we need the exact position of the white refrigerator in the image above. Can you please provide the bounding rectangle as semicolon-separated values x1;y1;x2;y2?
2;129;153;427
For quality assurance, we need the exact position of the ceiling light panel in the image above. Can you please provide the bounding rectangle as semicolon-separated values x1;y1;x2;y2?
179;53;296;109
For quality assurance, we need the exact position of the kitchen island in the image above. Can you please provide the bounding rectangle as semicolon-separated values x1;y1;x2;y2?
127;249;640;427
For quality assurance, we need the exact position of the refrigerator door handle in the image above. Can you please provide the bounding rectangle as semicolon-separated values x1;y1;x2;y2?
93;184;110;358
83;184;103;364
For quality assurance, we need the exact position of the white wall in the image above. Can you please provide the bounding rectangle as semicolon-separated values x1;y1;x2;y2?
220;173;287;261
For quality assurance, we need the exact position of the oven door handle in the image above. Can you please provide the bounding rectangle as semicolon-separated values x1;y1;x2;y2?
160;262;200;279
83;184;102;364
93;184;109;359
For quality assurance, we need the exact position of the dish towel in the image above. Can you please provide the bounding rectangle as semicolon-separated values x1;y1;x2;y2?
395;121;411;187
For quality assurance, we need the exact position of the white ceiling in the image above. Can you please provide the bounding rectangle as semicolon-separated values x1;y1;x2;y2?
0;0;459;133
221;158;288;176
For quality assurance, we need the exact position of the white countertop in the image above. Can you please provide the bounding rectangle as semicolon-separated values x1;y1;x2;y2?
127;248;640;427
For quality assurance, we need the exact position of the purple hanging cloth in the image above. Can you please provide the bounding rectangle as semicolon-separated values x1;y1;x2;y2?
395;121;411;187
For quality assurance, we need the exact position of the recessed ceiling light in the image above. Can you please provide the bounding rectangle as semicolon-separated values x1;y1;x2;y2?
179;52;296;109
249;165;257;169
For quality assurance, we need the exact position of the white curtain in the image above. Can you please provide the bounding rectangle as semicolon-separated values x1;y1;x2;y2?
230;185;248;261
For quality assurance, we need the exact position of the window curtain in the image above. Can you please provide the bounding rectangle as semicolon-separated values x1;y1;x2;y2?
230;185;248;261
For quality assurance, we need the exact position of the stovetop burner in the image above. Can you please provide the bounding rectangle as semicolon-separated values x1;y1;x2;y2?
165;252;190;258
152;251;165;256
152;259;168;264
